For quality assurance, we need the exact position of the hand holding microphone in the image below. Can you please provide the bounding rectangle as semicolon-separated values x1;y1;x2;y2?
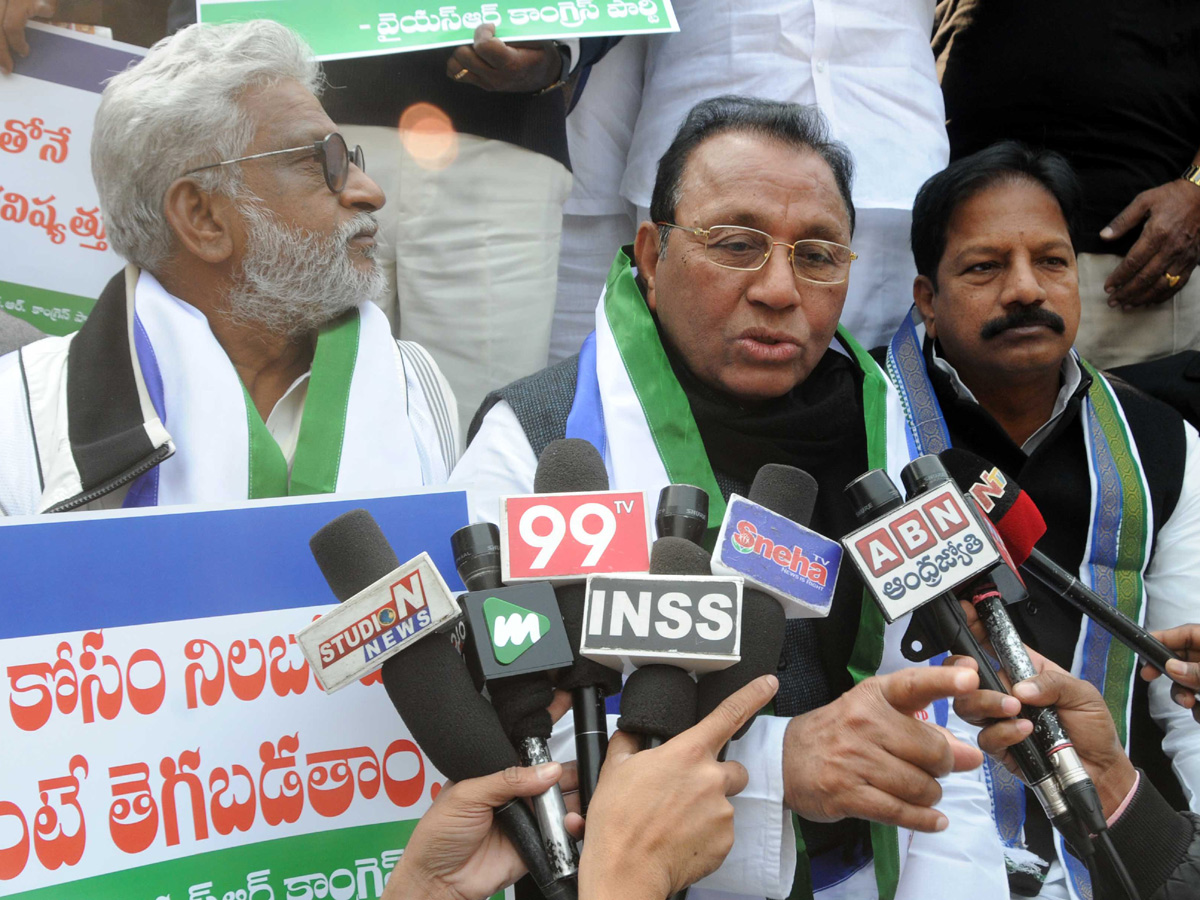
1140;624;1200;722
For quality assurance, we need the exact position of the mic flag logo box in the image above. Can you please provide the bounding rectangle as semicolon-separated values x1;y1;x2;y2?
461;583;575;681
297;552;461;693
581;574;743;674
711;495;842;619
500;490;651;583
842;483;1000;622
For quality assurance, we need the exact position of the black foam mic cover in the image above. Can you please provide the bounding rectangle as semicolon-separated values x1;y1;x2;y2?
533;438;609;494
749;463;819;525
310;508;398;602
555;582;623;694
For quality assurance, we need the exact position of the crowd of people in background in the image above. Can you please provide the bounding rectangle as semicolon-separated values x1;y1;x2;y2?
2;3;1200;900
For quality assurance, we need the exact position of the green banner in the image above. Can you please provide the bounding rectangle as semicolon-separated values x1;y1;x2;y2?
0;280;94;336
197;0;679;60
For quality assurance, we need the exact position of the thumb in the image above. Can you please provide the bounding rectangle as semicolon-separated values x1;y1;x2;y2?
452;763;564;809
604;730;640;767
474;22;499;46
1012;667;1095;711
1101;193;1150;240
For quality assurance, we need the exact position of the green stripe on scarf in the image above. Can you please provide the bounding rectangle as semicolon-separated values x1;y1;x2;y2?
603;250;727;536
602;249;898;900
1080;360;1150;742
837;324;900;900
242;309;361;499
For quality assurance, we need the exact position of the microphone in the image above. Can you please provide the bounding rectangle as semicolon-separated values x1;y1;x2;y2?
501;439;651;583
711;465;842;619
451;521;579;882
656;483;709;544
841;471;1078;848
299;513;462;693
698;466;822;739
528;439;625;813
939;447;1181;677
900;456;1109;845
309;510;576;900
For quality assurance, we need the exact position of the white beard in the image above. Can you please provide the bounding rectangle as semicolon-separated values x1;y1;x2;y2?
226;199;386;338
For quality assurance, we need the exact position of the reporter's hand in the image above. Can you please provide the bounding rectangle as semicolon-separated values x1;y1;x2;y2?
1101;179;1200;308
446;24;562;92
951;652;1137;818
1140;624;1200;722
0;0;55;75
781;665;984;834
575;673;778;900
384;762;571;900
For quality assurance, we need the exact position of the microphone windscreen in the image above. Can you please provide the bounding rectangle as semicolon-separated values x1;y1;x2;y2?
695;588;785;739
555;582;624;694
488;674;554;742
939;448;1048;565
749;464;819;526
649;535;713;576
618;665;698;740
533;438;609;494
310;509;399;602
381;634;520;780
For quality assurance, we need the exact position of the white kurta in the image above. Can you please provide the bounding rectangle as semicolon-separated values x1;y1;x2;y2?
618;0;948;349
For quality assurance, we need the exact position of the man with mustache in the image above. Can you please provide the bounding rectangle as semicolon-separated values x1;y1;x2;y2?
453;96;1009;900
879;141;1200;899
0;20;459;515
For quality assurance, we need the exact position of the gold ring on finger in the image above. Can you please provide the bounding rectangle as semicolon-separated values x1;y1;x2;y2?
1166;272;1182;288
453;68;469;81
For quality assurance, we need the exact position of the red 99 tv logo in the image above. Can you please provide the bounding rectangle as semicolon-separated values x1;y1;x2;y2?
501;491;651;581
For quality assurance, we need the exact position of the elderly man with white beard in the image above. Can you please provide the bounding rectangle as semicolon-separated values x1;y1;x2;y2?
0;20;459;516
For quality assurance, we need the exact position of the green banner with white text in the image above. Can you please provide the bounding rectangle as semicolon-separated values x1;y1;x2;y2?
196;0;679;61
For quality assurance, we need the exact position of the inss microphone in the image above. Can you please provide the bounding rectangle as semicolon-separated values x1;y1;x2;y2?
309;509;577;900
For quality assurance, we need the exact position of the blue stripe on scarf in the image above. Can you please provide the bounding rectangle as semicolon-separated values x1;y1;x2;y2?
122;312;166;508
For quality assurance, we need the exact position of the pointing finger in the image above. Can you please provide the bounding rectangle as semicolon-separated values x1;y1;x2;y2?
877;665;979;717
684;674;778;754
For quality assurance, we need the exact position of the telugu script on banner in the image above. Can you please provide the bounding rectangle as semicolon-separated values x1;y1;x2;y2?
196;0;679;61
0;490;473;900
2;24;145;337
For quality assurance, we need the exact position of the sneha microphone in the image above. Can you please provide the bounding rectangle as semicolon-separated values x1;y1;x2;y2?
310;509;577;900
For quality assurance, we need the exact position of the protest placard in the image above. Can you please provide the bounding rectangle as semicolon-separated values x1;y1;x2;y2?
197;0;679;60
1;24;144;337
0;489;475;899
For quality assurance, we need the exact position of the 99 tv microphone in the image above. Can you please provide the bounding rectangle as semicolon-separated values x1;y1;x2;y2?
528;439;626;813
309;509;576;900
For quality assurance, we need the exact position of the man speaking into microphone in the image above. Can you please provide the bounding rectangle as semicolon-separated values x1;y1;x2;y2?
452;97;1008;899
877;141;1200;897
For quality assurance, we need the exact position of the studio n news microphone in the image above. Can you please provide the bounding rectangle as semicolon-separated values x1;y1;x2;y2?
840;470;1076;843
528;439;626;813
584;537;743;748
308;510;576;900
711;464;842;619
698;465;825;739
452;520;580;881
901;456;1110;845
940;447;1182;679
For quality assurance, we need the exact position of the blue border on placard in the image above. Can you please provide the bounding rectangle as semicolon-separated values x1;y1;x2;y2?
0;491;469;640
13;27;143;93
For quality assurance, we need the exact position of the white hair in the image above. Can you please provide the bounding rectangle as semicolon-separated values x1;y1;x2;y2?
91;20;322;271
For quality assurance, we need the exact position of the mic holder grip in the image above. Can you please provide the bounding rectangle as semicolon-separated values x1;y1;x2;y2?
519;737;580;881
494;798;579;900
573;686;607;814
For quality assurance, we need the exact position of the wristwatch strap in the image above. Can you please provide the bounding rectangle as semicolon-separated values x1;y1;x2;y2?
535;43;572;95
1183;164;1200;187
